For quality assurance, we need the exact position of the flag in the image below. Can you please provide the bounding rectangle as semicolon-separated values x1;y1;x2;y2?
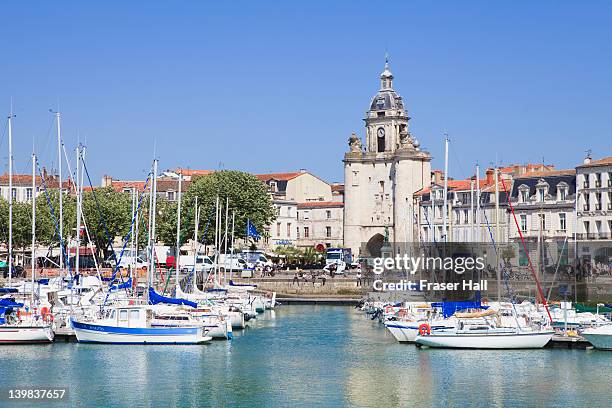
246;219;261;241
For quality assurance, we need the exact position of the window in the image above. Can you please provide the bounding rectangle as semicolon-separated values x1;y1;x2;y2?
560;188;567;201
326;210;331;219
538;188;545;202
608;192;612;210
287;223;291;237
352;171;359;186
584;221;590;234
437;205;443;218
303;211;310;220
11;188;17;200
583;175;590;188
270;181;277;192
119;310;128;321
595;173;602;187
26;188;33;201
129;310;140;321
303;227;309;238
519;188;529;203
520;215;528;232
595;193;602;210
326;226;331;238
584;194;590;211
463;209;469;224
167;191;175;201
276;222;281;236
539;214;546;230
559;213;566;231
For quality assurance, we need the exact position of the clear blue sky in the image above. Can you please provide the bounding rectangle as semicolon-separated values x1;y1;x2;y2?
1;1;611;184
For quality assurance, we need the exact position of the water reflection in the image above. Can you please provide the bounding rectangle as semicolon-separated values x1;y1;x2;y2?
1;306;611;408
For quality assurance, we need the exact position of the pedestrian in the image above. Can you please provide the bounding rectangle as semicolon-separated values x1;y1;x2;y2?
356;269;362;287
292;271;299;286
321;273;327;286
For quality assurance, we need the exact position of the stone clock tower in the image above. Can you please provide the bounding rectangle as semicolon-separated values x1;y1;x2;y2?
343;59;432;257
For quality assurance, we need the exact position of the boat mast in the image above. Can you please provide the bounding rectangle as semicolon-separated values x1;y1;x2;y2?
56;111;63;272
470;180;474;242
495;166;501;301
476;164;481;242
229;211;235;281
7;109;14;286
213;196;220;284
75;144;81;283
31;153;36;309
130;187;136;281
174;173;182;294
150;159;158;289
442;135;449;242
223;196;229;284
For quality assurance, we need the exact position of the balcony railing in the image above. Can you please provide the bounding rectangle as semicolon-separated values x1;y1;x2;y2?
576;232;612;240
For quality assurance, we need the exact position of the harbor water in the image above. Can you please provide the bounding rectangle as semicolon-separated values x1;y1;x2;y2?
1;305;611;407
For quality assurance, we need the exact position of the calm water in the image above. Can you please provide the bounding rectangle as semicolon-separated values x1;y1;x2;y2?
1;305;611;408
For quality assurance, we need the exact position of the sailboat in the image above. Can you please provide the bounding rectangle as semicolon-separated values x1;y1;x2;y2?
71;159;211;344
0;117;54;344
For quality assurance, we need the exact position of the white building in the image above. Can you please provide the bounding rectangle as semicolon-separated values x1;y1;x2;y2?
576;156;612;241
297;201;344;249
343;59;431;257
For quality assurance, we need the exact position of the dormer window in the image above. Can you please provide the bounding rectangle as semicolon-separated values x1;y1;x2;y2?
557;182;569;201
518;185;529;203
269;181;277;192
538;188;545;202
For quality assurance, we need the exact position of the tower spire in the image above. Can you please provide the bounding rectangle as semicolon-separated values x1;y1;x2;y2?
380;52;393;90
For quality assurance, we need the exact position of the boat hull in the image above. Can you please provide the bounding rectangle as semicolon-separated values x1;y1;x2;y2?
0;325;54;344
384;321;455;343
416;331;553;349
582;326;612;350
71;320;209;344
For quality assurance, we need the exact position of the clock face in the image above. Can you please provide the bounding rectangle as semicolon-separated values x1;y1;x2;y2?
377;128;385;137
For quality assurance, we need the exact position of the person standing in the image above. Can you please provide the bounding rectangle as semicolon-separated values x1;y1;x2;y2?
356;269;362;287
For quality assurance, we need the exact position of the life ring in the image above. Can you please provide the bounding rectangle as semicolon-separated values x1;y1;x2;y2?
384;306;394;314
40;306;50;316
418;323;431;336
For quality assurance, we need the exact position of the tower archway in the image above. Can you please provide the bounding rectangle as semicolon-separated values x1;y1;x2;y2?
365;233;385;258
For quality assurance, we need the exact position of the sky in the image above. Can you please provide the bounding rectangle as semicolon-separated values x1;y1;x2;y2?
1;1;611;185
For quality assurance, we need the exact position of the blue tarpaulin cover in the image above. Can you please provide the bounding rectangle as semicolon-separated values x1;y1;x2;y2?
431;301;488;318
148;287;197;308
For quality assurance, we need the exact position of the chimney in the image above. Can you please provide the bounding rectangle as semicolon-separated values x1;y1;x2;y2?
102;175;113;187
485;168;494;185
431;170;444;185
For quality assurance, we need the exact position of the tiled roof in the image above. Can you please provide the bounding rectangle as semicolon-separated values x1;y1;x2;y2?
297;201;344;209
331;183;344;192
175;168;215;176
255;172;303;182
415;179;488;196
0;173;72;189
513;169;575;179
576;156;612;168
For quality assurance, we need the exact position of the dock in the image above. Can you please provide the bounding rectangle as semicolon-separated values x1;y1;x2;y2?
276;297;360;305
54;326;77;342
545;334;593;350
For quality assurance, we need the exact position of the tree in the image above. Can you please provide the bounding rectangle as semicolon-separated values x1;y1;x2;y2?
180;171;275;247
81;186;132;262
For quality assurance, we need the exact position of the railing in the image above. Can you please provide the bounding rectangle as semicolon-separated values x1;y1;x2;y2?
575;233;612;240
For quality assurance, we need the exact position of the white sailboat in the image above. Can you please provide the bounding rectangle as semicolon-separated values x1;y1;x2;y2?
415;308;553;349
0;120;54;344
581;325;612;350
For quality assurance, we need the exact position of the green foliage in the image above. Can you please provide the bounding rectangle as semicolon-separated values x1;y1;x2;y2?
178;171;275;246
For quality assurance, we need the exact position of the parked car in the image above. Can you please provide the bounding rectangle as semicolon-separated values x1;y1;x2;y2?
1;263;25;278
